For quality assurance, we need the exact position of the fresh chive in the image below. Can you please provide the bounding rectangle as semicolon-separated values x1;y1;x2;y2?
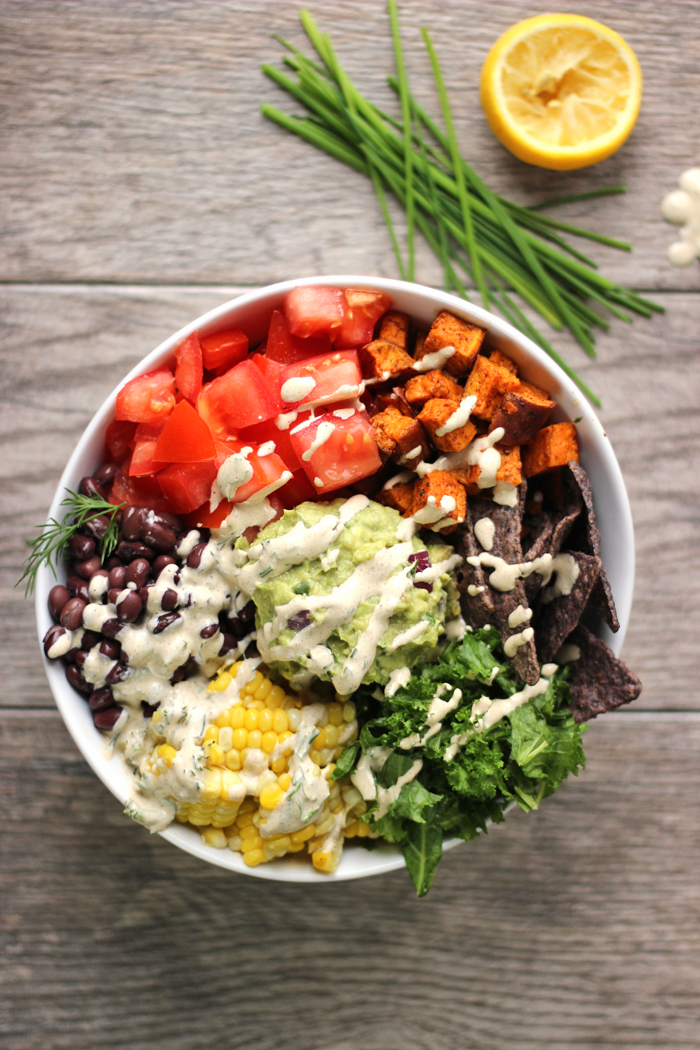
388;0;415;280
531;185;628;210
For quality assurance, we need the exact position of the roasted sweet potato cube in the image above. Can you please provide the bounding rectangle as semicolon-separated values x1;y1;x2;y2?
379;479;415;515
496;443;522;487
375;386;414;417
489;349;518;375
518;379;552;401
404;369;463;408
522;422;579;477
489;387;555;445
370;406;430;467
414;330;427;358
411;471;466;533
417;398;477;453
464;355;520;420
448;467;482;497
418;311;486;377
359;340;415;381
378;311;410;351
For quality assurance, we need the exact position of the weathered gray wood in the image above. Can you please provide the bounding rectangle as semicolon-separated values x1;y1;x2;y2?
2;286;696;709
1;711;699;1050
1;0;699;289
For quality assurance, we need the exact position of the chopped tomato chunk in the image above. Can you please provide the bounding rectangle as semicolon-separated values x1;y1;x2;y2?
129;420;167;476
174;333;203;405
334;289;392;348
238;413;310;473
109;463;175;514
290;408;381;495
276;469;318;509
213;439;292;505
283;286;348;340
197;359;278;435
250;354;286;413
278;350;362;409
116;367;176;424
199;327;249;372
187;492;285;530
266;308;333;364
157;460;218;515
153;399;215;464
105;420;136;463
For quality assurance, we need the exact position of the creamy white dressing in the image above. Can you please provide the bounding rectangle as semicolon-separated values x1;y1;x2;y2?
540;553;580;604
445;615;468;641
216;447;254;501
47;628;75;660
444;674;553;761
473;517;495;552
661;168;700;266
467;551;554;593
555;643;581;664
383;470;414;491
384;666;411;697
400;683;462;749
281;376;316;402
412;346;456;372
89;574;109;602
435;395;477;437
333;407;356;420
259;703;329;836
350;746;422;820
386;620;429;652
414;553;463;584
503;627;535;658
275;410;298;430
301;421;336;461
415;428;505;494
405;445;422;460
508;604;532;629
492;482;519;507
257;440;276;457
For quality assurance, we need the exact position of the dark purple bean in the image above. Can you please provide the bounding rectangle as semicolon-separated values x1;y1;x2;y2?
121;506;145;542
413;581;433;593
108;588;122;606
69;533;96;561
288;611;311;631
219;632;236;657
170;655;198;684
60;598;86;631
153;612;181;634
74;649;88;669
408;551;431;572
66;576;90;603
105;661;129;684
81;629;101;650
101;618;123;640
116;592;143;624
149;510;185;535
94;462;119;486
200;623;219;639
142;701;160;719
228;617;249;640
106;556;123;571
139;586;152;607
89;686;114;712
115;540;154;563
186;542;207;569
79;476;106;500
75;555;102;581
99;639;121;660
48;585;71;622
43;624;67;658
66;664;93;695
62;647;81;665
152;554;177;577
91;568;109;583
84;515;110;543
238;600;256;624
160;588;178;612
125;558;150;589
93;705;122;731
108;565;126;589
140;520;177;552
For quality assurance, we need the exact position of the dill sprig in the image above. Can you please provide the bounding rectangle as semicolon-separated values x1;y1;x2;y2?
18;491;125;598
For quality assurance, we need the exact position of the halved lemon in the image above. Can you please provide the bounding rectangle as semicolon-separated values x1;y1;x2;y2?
480;14;642;170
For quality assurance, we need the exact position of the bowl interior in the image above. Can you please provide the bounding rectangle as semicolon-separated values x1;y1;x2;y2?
36;276;634;883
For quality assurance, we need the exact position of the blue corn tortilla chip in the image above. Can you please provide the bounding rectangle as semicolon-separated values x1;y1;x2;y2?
566;460;619;633
534;551;599;664
522;466;584;604
454;501;495;629
565;625;641;722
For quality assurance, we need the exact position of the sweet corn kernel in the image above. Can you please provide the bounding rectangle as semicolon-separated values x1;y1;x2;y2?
207;743;225;768
151;710;162;722
246;698;265;711
315;813;335;836
287;709;302;731
258;708;273;733
156;743;176;767
290;824;316;845
244;709;259;732
239;797;257;813
239;822;259;841
343;701;356;722
331;799;344;815
215;709;232;728
327;702;343;726
277;772;292;791
344;819;359;838
242;671;263;696
200;826;228;848
265;835;290;852
287;842;305;853
200;768;222;801
266;685;286;708
261;731;277;754
228;662;242;678
243;848;266;867
356;821;371;838
240;748;248;764
247;729;262;749
241;833;264;853
314;726;327;750
217;726;233;751
221;770;242;796
259;783;284;810
231;728;247;750
253;678;273;702
323;725;339;749
227;835;242;852
271;757;287;774
311;850;338;873
225;748;241;771
208;671;232;693
316;706;329;728
202;726;218;744
272;709;289;734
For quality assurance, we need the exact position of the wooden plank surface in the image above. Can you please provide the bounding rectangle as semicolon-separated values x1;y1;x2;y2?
2;711;700;1050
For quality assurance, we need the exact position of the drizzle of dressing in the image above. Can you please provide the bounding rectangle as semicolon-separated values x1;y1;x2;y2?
444;674;553;761
275;411;298;430
467;551;554;592
258;703;330;836
508;604;533;629
661;168;700;266
540;553;580;604
350;747;423;820
383;470;414;491
411;346;456;372
217;447;254;500
257;441;276;457
436;395;477;437
386;620;429;652
503;627;535;658
384;666;411;697
301;421;336;461
445;615;468;641
400;683;462;749
556;643;581;664
281;376;316;403
473;517;495;552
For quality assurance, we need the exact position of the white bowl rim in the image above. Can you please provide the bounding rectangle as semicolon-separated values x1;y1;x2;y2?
36;275;634;884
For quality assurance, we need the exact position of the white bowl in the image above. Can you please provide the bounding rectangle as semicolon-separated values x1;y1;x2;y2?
36;276;634;883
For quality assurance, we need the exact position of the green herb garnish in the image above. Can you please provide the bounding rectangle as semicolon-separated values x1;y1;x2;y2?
262;6;663;407
18;490;125;597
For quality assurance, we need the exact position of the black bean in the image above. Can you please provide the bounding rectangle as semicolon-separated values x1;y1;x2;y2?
160;588;178;611
218;632;236;656
43;624;67;658
90;568;109;584
108;588;122;606
186;542;207;569
153;612;181;634
105;661;129;684
62;647;81;665
66;664;93;695
66;576;90;603
142;701;160;719
108;565;126;589
125;558;150;589
60;598;86;631
69;533;96;561
287;611;311;631
93;705;122;731
84;515;110;543
116;592;143;624
169;655;198;684
99;639;121;660
106;556;123;571
48;585;71;622
152;554;177;578
81;629;101;650
74;649;88;669
229;616;250;640
121;506;145;542
89;686;114;712
140;520;177;552
115;540;154;563
79;476;106;500
94;462;119;486
101;618;123;640
139;586;152;607
200;623;219;639
75;555;102;581
238;600;256;624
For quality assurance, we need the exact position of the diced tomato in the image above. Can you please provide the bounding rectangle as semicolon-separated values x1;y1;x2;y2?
186;492;285;531
290;409;382;495
238;413;311;473
266;308;333;365
213;439;292;505
250;354;286;413
105;419;136;463
174;333;203;405
115;367;176;424
334;289;392;348
129;420;167;476
153;399;215;464
157;460;218;515
198;327;249;372
197;359;278;435
283;286;348;341
109;463;175;514
276;469;318;509
278;350;362;410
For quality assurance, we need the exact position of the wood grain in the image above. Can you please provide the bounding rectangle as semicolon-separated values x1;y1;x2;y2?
2;710;700;1050
1;0;700;289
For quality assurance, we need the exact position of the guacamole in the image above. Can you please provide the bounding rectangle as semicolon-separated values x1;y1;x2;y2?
243;496;460;693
